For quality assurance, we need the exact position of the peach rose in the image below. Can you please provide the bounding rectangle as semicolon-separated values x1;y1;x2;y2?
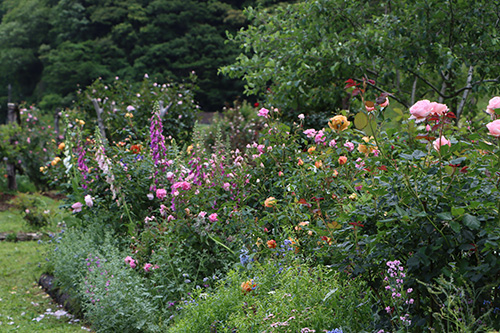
338;156;347;165
433;136;451;151
486;119;500;137
486;97;500;116
264;197;277;208
409;100;431;123
267;240;277;248
328;115;350;132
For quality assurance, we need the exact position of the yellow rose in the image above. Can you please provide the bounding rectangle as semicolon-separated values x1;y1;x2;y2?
328;115;350;132
264;197;277;208
358;144;369;155
308;146;316;154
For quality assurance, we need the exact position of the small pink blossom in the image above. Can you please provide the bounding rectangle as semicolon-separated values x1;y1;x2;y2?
84;195;93;207
143;263;153;272
298;114;305;120
257;108;270;118
223;182;230;191
160;204;167;216
71;202;83;213
303;129;317;138
314;130;325;144
198;211;207;218
124;256;136;269
156;188;167;200
208;213;218;222
433;136;451;151
379;97;389;108
126;105;135;112
328;139;337;147
344;141;355;152
167;215;175;222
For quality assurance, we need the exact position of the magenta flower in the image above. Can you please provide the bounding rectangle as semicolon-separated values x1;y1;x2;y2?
156;188;167;200
208;213;218;222
257;108;270;118
125;256;136;269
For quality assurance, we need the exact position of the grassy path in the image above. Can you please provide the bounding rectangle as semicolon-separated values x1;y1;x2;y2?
0;241;88;332
0;192;90;332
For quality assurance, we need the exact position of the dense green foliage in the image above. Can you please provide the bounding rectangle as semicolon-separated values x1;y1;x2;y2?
0;0;295;118
222;0;500;122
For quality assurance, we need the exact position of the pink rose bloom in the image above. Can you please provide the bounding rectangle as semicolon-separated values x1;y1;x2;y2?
409;100;431;123
486;119;500;137
172;181;191;191
84;195;93;207
208;213;218;222
428;102;448;116
365;105;375;112
257;108;270;118
303;129;317;138
298;114;305;120
314;130;326;144
223;182;230;191
486;96;500;115
125;256;136;269
433;136;451;151
166;171;175;181
71;202;83;213
257;144;265;153
329;139;337;147
167;215;175;222
143;263;153;272
344;141;355;152
156;188;167;200
198;211;207;218
126;105;135;112
379;97;389;108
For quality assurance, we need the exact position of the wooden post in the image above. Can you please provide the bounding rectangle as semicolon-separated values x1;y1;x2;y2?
159;100;172;119
6;103;18;190
54;108;61;136
91;98;107;140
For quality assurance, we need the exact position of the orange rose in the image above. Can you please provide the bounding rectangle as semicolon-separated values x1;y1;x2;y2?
241;280;256;294
338;156;347;165
267;240;277;248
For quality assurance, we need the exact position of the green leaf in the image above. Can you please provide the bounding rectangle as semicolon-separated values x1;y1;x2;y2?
463;214;480;230
354;112;368;130
437;212;452;221
449;220;461;233
412;150;426;159
451;207;465;216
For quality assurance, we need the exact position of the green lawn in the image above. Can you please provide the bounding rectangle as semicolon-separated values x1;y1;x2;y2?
0;242;89;332
0;192;90;332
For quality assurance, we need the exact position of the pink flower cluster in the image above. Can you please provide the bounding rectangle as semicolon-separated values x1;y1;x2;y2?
408;100;449;123
124;256;136;269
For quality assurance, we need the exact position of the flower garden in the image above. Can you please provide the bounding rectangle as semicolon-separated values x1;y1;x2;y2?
1;72;499;332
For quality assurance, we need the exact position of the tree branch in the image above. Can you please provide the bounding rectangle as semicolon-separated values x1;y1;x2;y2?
456;65;474;120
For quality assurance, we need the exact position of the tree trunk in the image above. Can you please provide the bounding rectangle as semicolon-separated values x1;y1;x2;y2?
6;103;19;190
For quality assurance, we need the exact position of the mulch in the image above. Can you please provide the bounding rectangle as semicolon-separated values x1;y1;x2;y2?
0;193;16;211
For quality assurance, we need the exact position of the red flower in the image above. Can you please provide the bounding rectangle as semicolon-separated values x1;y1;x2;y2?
130;144;141;154
254;102;259;107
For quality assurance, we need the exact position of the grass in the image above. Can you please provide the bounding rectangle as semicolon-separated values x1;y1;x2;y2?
0;241;89;332
0;192;78;234
0;189;91;331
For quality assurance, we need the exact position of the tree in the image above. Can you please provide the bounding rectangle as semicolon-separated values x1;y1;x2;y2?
221;0;500;122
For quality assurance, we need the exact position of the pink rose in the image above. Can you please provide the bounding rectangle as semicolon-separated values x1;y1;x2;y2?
125;256;136;269
303;129;317;138
428;102;448;116
409;100;431;123
433;136;451;151
143;263;153;272
257;108;270;118
486;119;500;137
71;202;83;213
156;188;167;200
198;211;207;218
223;183;230;191
486;96;500;115
208;213;218;222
